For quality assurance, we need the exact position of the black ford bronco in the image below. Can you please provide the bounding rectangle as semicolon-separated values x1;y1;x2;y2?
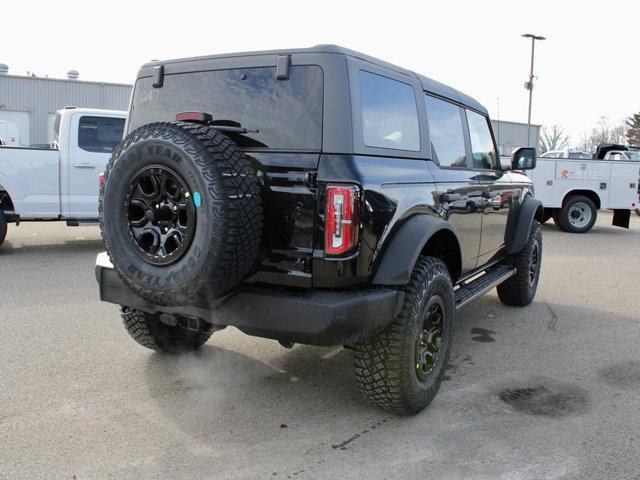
97;45;542;415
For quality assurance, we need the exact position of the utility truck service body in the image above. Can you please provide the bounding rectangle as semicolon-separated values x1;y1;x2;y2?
528;153;640;233
0;108;126;246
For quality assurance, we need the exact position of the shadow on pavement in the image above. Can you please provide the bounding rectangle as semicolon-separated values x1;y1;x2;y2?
0;238;104;256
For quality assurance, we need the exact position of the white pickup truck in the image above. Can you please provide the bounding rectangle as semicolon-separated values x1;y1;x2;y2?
528;144;640;233
0;107;126;247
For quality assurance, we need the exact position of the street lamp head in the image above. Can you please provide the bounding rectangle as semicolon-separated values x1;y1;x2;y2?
522;33;546;41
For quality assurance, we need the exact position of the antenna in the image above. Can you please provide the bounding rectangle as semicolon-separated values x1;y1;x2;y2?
496;97;501;154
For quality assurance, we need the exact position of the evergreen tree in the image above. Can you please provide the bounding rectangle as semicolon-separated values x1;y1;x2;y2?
626;113;640;147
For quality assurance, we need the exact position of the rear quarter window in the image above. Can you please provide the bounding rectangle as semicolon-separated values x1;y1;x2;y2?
359;71;420;152
78;116;125;153
129;66;323;151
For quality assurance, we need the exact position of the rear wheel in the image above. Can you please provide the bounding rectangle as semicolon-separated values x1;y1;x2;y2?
120;306;213;353
0;211;6;248
354;257;454;416
557;195;597;233
635;208;640;217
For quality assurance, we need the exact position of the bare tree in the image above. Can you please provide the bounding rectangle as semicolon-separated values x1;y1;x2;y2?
539;125;569;153
576;116;627;153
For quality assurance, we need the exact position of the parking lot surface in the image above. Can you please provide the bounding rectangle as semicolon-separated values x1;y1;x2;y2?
2;213;640;479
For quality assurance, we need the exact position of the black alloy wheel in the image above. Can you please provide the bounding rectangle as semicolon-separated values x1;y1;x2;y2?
125;165;196;266
415;298;444;381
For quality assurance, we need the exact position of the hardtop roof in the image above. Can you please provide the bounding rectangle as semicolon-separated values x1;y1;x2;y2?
143;44;487;114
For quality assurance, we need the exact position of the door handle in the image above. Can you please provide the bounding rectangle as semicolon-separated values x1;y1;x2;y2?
440;192;462;202
74;163;96;169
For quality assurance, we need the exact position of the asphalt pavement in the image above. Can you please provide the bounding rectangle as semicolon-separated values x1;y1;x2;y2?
1;212;640;479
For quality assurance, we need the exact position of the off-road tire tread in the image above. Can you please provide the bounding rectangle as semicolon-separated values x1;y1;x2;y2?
120;306;212;352
353;257;453;416
497;221;542;306
99;122;262;305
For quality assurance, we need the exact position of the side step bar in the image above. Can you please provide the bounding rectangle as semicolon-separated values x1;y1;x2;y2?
454;265;516;311
66;219;99;226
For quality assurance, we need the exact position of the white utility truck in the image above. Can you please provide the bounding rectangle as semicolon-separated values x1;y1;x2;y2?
528;144;640;233
0;107;126;247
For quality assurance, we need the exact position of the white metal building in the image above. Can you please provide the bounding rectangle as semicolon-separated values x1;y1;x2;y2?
0;65;131;146
491;119;541;156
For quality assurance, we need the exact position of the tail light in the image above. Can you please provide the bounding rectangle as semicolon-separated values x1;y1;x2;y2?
325;184;360;256
99;172;105;189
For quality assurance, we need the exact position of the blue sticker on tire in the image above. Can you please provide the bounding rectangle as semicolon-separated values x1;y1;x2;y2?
193;191;201;208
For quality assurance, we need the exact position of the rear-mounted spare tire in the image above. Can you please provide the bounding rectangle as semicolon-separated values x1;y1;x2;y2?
100;122;263;305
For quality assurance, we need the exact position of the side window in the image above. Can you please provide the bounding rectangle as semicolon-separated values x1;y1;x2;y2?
466;109;498;170
424;95;467;167
359;71;420;151
78;116;125;153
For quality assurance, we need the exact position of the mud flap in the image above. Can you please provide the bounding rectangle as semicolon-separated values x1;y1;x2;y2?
612;209;630;229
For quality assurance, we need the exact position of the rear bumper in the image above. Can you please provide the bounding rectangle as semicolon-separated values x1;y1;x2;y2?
95;253;403;346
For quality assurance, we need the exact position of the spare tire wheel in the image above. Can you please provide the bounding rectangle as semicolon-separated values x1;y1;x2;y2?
100;122;263;305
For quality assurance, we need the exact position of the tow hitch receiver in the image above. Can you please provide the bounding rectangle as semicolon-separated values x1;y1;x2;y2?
160;314;208;333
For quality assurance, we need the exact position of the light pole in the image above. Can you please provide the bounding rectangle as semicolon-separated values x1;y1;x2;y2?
522;33;546;147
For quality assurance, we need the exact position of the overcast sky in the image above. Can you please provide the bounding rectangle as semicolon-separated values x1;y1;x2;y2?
3;0;638;146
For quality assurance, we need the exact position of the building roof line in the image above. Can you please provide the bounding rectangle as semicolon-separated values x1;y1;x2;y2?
0;74;131;88
492;119;542;128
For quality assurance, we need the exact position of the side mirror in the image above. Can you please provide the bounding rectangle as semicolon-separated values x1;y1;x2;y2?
511;147;537;170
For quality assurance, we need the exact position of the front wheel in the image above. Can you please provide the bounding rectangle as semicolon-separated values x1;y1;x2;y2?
0;211;6;248
557;195;597;233
635;208;640;218
354;257;455;416
120;306;214;353
497;221;542;306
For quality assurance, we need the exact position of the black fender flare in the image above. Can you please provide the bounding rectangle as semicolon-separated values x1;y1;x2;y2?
505;195;543;255
372;215;461;285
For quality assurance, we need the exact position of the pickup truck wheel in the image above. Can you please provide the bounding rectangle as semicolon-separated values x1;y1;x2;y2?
497;221;542;306
120;306;213;353
635;208;640;217
100;122;263;305
557;195;597;233
353;257;454;416
0;211;7;248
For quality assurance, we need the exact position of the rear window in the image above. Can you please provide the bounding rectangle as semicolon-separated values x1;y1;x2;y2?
359;71;420;151
128;66;323;151
568;152;591;159
78;116;125;153
52;113;62;147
